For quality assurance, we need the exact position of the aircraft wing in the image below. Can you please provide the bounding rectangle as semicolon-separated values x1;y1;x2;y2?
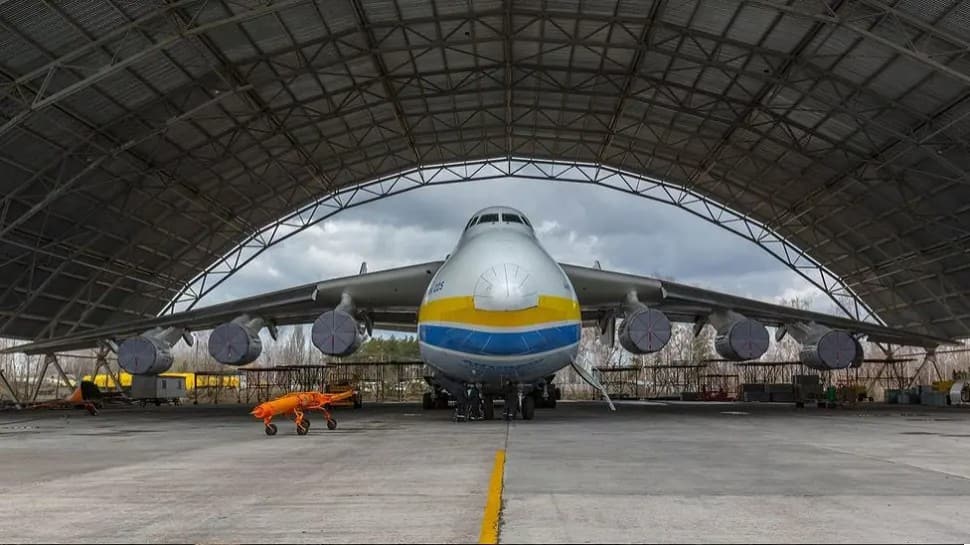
6;261;443;355
561;263;954;348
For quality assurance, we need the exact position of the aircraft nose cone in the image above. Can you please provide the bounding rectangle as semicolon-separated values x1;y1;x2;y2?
473;263;538;311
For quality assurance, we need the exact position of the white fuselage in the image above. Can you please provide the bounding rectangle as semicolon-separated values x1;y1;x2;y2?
417;208;581;385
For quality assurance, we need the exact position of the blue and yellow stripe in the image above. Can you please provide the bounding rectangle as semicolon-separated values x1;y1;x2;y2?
418;295;581;357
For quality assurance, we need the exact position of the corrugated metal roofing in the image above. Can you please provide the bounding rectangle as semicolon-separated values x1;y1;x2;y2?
0;0;968;342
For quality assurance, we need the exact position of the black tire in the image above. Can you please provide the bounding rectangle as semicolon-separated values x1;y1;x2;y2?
545;397;557;409
265;424;278;436
435;394;449;410
353;396;363;409
301;418;310;429
522;395;536;420
326;418;338;430
483;397;495;420
296;423;308;436
422;392;433;410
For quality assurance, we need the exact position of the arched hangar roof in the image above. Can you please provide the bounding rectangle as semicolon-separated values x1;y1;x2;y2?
0;0;969;342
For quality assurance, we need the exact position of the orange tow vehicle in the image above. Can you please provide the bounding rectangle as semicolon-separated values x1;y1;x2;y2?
250;390;356;436
23;381;103;415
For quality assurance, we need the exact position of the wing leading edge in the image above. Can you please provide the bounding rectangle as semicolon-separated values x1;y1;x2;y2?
6;261;443;355
562;263;955;349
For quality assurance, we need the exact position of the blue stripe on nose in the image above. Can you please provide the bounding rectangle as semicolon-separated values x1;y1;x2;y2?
419;324;580;356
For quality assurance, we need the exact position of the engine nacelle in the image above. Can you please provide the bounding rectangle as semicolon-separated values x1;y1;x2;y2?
311;309;363;357
712;314;770;361
618;307;671;354
798;327;859;370
208;317;264;366
118;333;175;375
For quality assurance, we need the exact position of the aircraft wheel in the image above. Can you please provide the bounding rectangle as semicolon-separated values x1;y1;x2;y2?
545;397;557;409
301;418;310;429
522;396;536;420
483;397;495;420
435;395;449;410
296;423;309;436
422;392;433;410
326;419;338;430
265;424;278;436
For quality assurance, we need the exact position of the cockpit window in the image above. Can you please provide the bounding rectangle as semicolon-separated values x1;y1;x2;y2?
502;213;524;224
521;216;532;227
465;217;478;230
478;213;500;224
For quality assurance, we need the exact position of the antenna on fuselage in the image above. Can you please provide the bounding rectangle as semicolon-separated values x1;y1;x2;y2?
359;262;367;275
594;260;602;270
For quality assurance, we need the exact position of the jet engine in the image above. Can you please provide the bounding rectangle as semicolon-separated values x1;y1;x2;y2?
311;309;363;357
208;316;269;366
117;327;190;375
795;325;860;371
709;311;770;361
618;306;671;354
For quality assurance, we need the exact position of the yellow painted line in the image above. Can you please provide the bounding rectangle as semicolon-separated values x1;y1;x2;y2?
479;449;506;544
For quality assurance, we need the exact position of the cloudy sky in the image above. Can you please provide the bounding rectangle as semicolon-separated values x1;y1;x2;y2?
191;178;836;333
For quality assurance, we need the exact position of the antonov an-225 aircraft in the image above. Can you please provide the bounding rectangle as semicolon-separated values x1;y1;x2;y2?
8;206;950;421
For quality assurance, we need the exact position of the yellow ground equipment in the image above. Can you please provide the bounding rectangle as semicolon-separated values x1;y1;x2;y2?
83;371;240;391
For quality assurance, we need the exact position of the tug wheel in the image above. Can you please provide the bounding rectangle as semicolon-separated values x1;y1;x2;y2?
265;424;278;436
326;419;338;430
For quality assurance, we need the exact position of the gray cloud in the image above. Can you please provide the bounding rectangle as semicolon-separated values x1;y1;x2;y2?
198;179;829;317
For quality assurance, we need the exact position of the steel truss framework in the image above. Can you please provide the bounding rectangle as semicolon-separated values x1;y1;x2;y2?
166;157;882;324
0;0;969;341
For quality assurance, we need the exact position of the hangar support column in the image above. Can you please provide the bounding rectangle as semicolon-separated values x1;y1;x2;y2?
907;348;943;389
90;347;124;393
0;369;21;408
29;353;75;402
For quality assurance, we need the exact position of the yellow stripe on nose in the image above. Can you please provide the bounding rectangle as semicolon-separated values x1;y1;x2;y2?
418;295;580;327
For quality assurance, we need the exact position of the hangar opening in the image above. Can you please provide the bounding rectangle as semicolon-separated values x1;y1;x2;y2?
167;158;879;322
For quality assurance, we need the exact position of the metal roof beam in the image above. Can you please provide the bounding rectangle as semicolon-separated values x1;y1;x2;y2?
596;0;665;165
349;0;421;164
746;0;970;87
0;0;311;139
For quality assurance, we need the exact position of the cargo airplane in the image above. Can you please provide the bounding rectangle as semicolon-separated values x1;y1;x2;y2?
6;207;950;420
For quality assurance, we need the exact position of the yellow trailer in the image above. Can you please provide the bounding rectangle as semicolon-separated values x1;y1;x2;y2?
83;372;239;391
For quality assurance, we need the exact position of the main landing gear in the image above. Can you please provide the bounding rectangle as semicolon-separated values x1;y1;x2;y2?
504;388;556;420
422;390;450;410
424;380;560;422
